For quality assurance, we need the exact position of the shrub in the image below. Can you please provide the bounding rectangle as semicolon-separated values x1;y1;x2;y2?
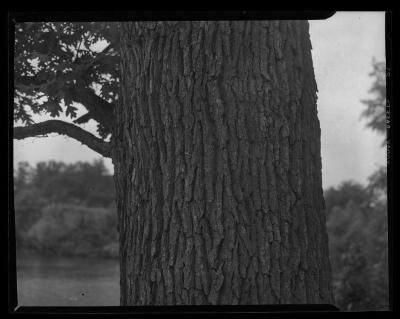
326;184;388;311
26;203;119;258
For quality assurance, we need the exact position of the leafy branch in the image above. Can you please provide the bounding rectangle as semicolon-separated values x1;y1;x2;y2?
13;120;111;158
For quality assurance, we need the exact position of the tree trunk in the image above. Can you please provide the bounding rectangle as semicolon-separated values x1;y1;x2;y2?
112;20;334;306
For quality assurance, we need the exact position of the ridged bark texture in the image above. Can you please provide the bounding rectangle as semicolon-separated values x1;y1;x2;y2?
113;20;334;306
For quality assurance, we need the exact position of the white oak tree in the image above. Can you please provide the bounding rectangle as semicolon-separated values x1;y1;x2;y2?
14;20;334;305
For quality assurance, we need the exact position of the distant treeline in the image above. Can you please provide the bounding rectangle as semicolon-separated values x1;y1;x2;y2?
14;159;118;258
13;159;388;311
325;167;388;311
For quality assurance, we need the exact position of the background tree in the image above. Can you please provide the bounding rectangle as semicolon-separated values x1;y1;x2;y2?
323;181;370;218
14;160;118;258
324;184;388;311
324;58;388;311
14;21;334;305
360;57;387;195
360;58;386;139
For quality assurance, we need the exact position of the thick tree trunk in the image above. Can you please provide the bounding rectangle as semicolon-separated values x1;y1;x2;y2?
112;20;334;305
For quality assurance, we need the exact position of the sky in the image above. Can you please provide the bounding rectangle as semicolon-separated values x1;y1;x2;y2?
13;12;387;189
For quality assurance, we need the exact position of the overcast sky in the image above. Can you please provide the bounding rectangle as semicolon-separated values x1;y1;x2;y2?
13;12;386;189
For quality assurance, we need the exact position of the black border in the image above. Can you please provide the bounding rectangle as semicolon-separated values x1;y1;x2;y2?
385;10;394;314
9;11;335;22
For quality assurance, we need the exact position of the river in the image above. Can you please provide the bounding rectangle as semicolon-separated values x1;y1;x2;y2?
16;251;120;306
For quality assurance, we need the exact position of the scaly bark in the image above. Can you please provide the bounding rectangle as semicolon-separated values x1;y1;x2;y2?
113;20;334;305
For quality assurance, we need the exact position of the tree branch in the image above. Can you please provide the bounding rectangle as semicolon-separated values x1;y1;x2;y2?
67;86;115;131
13;120;112;158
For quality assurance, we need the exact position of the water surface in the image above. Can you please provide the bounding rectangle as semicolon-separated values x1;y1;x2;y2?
17;251;120;306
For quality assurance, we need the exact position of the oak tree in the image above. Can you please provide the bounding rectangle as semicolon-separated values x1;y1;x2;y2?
13;20;334;305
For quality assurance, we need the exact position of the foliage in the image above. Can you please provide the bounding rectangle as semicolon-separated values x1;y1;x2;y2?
14;22;119;138
14;160;118;258
361;58;386;139
367;166;387;200
14;161;34;192
325;57;389;311
324;181;371;218
27;203;118;258
325;176;388;311
14;181;46;246
30;159;115;206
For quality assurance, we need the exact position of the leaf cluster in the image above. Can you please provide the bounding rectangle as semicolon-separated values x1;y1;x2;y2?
14;22;120;137
361;59;386;138
324;169;388;311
